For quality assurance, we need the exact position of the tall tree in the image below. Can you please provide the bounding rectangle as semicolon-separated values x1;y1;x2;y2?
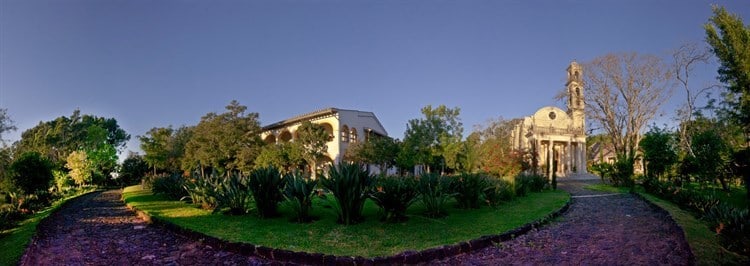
473;118;525;178
15;110;129;167
139;126;192;174
705;5;750;146
66;150;93;186
345;136;400;173
672;42;718;155
0;108;16;144
182;101;264;176
583;53;674;165
9;152;54;194
640;126;678;180
118;152;149;186
295;121;330;178
400;105;463;173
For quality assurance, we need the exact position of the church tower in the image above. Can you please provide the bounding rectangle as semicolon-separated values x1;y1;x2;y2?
566;61;585;132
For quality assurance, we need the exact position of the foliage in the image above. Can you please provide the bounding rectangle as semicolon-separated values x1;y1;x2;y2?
215;172;254;215
295;121;331;179
590;162;614;182
483;177;515;208
15;109;129;167
248;166;285;218
345;136;400;172
254;142;305;173
52;170;73;193
84;125;119;185
472;118;526;178
640;126;679;179
705;6;750;145
690;128;732;189
182;100;264;176
320;162;373;225
0;203;23;230
705;204;750;256
9;152;53;194
399;105;463;173
610;155;635;188
0;108;16;143
139;126;193;174
514;173;547;196
368;175;419;222
145;173;187;200
182;174;220;210
118;153;149;186
415;173;455;218
65;150;93;186
450;172;489;209
282;171;318;223
123;185;569;258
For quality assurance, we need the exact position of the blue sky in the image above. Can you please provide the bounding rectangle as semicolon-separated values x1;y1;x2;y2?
1;0;748;156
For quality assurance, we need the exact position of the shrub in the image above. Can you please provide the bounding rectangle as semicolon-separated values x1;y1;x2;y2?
183;174;220;210
416;173;455;218
320;162;373;225
283;171;318;223
146;173;187;200
450;173;489;209
704;203;750;256
515;173;546;196
611;155;635;188
215;172;254;215
0;204;23;230
483;178;514;208
9;152;53;194
369;175;419;222
248;166;285;218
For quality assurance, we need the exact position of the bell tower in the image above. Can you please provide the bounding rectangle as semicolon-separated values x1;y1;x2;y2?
566;61;585;131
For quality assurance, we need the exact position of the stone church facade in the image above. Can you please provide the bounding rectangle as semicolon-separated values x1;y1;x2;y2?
511;62;587;178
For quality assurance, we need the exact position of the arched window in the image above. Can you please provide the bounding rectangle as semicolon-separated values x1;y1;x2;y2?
279;131;292;142
264;134;277;144
350;128;358;143
341;125;349;142
576;87;581;96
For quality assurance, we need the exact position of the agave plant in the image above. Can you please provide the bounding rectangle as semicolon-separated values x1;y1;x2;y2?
416;173;455;218
320;162;373;225
369;175;418;222
248;166;285;218
283;171;318;223
214;172;253;215
182;173;220;211
450;172;489;209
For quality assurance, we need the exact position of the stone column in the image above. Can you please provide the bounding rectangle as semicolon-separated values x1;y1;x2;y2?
547;139;553;180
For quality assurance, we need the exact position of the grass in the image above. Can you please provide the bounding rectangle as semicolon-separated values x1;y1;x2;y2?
583;183;630;193
0;189;96;266
123;185;570;257
683;182;748;209
638;192;748;265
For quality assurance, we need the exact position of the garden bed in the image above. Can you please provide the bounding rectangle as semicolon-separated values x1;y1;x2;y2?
122;185;569;259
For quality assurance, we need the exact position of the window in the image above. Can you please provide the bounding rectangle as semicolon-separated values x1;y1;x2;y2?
341;125;349;142
350;128;358;143
548;111;557;120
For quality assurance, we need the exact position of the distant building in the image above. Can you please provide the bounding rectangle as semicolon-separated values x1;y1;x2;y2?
261;108;388;169
511;62;587;178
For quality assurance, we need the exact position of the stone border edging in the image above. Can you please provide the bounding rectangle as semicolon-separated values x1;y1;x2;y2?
124;194;571;265
631;192;696;264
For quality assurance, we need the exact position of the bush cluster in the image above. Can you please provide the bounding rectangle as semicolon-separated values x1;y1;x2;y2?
175;163;549;225
644;179;750;256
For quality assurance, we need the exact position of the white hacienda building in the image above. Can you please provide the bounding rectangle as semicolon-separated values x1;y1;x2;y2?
511;62;587;178
260;108;388;167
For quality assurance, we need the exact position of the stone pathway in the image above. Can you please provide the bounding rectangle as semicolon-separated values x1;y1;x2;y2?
429;177;694;265
20;190;269;265
20;178;693;265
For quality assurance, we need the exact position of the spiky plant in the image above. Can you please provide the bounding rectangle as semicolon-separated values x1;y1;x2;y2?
320;162;373;225
283;171;318;223
248;166;285;218
369;175;419;222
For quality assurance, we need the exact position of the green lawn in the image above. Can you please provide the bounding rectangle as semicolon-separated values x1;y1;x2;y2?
684;183;748;209
0;189;96;266
123;185;570;257
638;192;748;265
